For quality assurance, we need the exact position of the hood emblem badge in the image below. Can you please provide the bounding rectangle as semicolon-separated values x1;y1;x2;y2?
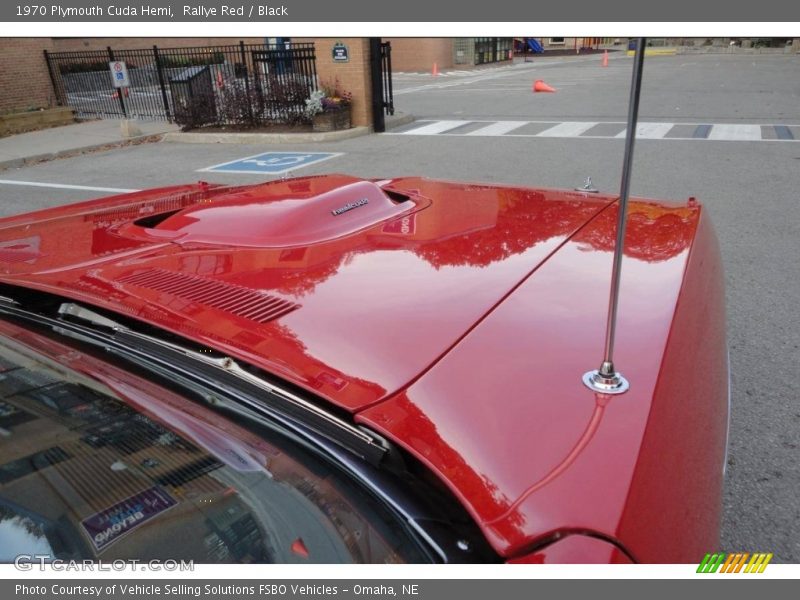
331;197;369;216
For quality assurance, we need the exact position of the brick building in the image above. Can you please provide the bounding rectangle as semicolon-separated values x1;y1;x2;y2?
0;37;269;113
524;37;613;52
384;38;514;72
0;37;515;130
47;37;266;52
0;38;57;112
294;38;374;128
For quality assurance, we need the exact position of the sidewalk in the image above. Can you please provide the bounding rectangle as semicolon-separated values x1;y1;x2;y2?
0;114;413;170
0;119;179;170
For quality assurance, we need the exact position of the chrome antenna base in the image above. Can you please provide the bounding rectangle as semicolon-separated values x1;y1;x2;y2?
575;176;599;193
582;363;630;394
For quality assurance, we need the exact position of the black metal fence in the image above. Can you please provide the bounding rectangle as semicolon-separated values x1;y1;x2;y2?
379;42;395;117
44;42;318;128
369;39;395;133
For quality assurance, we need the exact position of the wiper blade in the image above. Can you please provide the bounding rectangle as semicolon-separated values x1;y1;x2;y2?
113;328;385;459
58;303;129;330
0;298;389;466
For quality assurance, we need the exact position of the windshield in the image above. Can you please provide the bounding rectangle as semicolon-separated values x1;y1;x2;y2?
0;320;429;563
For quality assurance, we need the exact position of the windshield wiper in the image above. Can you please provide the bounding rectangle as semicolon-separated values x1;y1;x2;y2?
0;291;504;563
0;297;389;466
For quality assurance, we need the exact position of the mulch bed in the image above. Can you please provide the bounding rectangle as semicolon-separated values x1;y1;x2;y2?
187;123;313;134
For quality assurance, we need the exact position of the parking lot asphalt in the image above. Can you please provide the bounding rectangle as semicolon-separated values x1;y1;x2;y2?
1;52;799;562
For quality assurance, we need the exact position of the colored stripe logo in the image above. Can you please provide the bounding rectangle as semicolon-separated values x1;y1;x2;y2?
697;552;773;573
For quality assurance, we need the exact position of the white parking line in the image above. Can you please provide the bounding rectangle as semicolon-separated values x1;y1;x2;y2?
399;120;466;135
708;124;762;141
0;179;139;193
387;119;799;142
537;122;598;137
466;121;528;136
615;122;675;139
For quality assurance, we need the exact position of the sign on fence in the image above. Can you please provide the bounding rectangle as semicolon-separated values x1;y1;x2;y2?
109;61;130;88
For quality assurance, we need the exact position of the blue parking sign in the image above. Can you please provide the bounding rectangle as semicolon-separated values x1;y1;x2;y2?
200;152;342;175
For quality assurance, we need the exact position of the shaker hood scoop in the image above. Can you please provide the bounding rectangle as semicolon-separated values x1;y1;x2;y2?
122;179;422;248
0;175;615;411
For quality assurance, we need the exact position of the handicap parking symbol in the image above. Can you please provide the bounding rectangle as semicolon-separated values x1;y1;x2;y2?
200;151;342;175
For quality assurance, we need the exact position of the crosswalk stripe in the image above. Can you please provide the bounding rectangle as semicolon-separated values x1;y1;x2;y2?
774;125;794;140
386;120;799;142
399;120;467;135
466;121;528;136
536;122;598;137
615;122;674;139
708;124;762;141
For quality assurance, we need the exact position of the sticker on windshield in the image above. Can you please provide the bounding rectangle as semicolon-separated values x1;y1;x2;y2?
80;486;177;552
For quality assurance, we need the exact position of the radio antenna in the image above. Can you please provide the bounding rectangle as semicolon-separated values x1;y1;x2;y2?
582;37;646;395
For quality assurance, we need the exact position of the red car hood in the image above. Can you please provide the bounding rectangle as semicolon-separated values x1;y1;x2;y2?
0;175;614;411
1;175;717;560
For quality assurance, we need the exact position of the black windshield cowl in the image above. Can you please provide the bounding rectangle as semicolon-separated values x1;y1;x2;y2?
2;296;388;466
0;286;500;564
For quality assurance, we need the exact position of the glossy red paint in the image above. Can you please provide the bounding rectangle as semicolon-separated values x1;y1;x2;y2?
614;214;728;562
507;534;633;564
120;178;424;248
0;175;614;410
358;202;726;561
0;175;727;561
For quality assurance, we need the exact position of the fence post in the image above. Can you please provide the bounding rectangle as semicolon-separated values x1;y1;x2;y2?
107;46;127;117
382;42;395;116
240;40;255;125
153;45;172;122
369;38;385;133
43;50;63;107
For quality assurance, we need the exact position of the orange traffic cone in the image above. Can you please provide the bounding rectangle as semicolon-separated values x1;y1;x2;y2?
290;538;310;559
432;62;439;76
602;50;609;67
533;79;556;93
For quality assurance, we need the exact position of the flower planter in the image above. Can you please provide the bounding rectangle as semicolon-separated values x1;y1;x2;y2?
312;107;351;132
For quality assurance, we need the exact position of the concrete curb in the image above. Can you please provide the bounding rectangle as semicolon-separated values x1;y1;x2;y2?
0;133;164;172
0;114;416;171
163;126;372;145
676;47;799;55
626;48;678;57
385;113;416;130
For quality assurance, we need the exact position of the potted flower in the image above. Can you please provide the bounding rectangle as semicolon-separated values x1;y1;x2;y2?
305;79;352;132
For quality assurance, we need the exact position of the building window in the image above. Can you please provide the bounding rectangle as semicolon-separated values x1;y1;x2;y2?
549;37;566;45
473;38;513;65
453;38;472;65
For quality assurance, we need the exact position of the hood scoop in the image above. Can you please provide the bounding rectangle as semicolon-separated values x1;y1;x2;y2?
119;180;415;249
117;269;299;324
